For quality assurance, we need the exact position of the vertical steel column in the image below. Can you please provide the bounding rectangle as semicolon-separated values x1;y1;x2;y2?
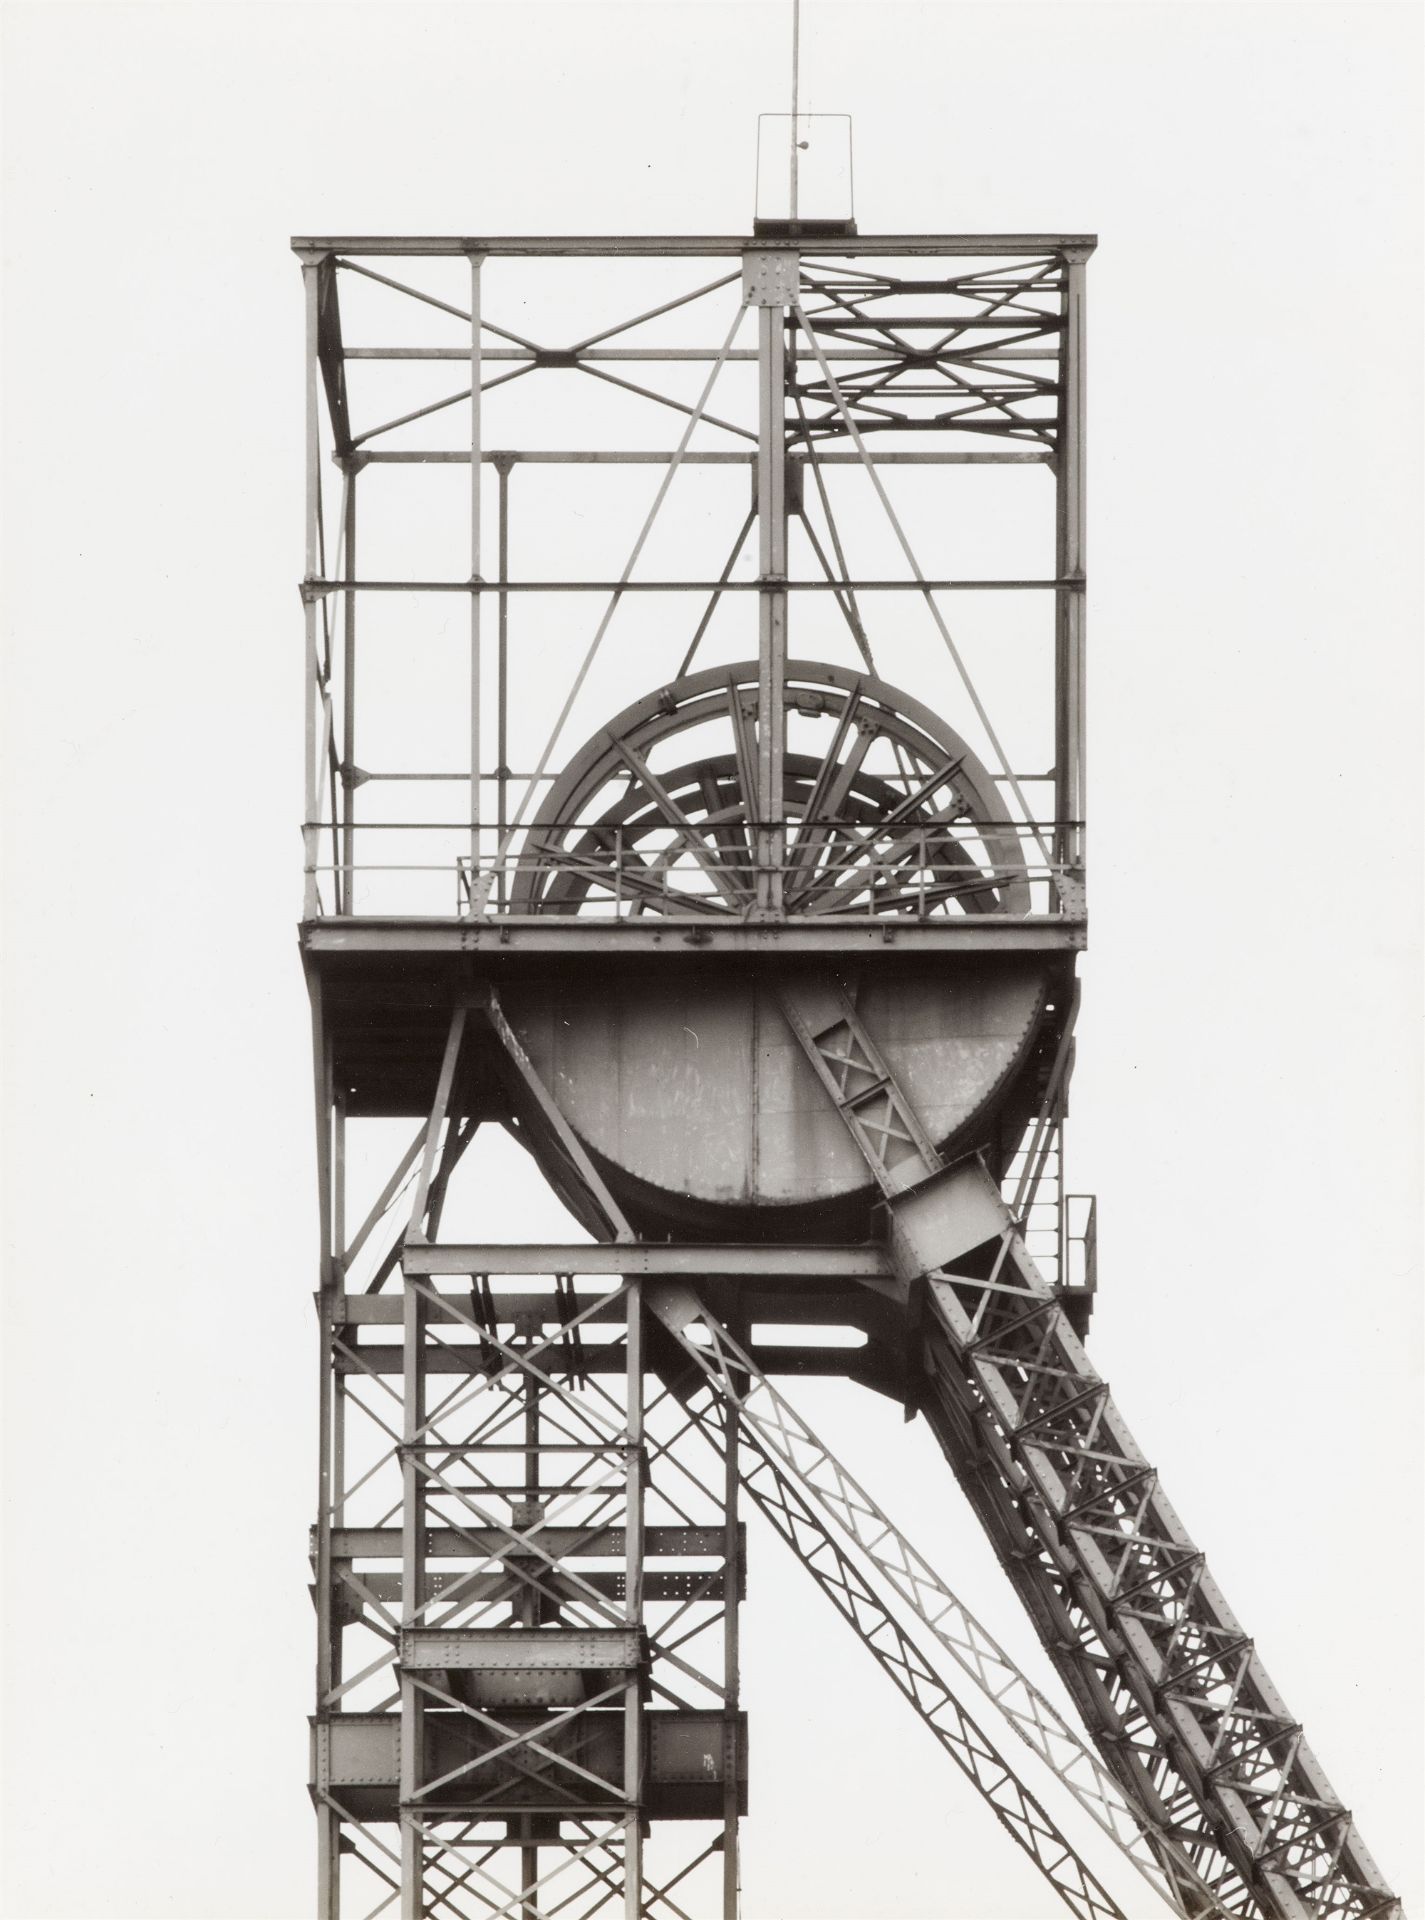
399;1279;429;1918
624;1282;646;1920
519;1350;540;1920
330;1082;349;1808
315;1326;340;1916
341;465;358;916
722;1403;741;1920
332;1088;346;1278
495;455;512;912
302;261;323;921
468;253;485;904
399;1011;464;1913
755;287;789;913
1054;249;1088;886
311;974;341;1916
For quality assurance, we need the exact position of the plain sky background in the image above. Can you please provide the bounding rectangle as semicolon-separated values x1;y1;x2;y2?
2;2;1421;1917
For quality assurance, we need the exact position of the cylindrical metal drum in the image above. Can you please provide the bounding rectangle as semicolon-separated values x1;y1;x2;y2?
503;959;1050;1240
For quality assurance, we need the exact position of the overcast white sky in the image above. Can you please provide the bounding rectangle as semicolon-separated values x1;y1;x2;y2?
2;3;1421;1917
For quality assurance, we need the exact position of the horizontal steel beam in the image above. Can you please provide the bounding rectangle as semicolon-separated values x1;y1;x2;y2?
335;1341;886;1378
302;576;1064;594
338;1290;618;1325
400;1243;891;1278
340;1286;887;1325
346;1569;734;1604
402;1627;643;1671
355;449;1050;465
302;918;1086;957
346;348;1061;364
311;1709;748;1805
293;233;1098;259
323;1525;736;1560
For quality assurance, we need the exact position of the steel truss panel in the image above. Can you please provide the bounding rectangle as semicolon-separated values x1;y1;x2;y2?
314;1259;747;1918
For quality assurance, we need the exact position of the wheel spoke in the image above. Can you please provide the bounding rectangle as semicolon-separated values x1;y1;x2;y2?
787;682;864;879
803;811;1001;918
605;730;753;909
726;677;761;846
787;746;966;909
698;767;754;877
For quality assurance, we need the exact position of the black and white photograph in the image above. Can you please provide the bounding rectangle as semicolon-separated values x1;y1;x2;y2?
2;3;1421;1916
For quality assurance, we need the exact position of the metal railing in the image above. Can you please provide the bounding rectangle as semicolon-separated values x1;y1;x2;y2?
304;815;1085;923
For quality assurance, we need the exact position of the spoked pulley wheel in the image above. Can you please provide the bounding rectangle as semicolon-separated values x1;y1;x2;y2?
511;659;1030;919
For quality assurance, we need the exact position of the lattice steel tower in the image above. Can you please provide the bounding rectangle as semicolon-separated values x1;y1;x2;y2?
297;156;1401;1919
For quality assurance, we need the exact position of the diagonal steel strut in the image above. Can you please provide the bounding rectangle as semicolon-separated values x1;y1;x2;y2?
645;1310;1129;1919
646;1283;1234;1920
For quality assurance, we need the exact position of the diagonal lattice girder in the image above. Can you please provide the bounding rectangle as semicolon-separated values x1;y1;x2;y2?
774;973;1401;1920
930;1243;1397;1916
645;1282;1244;1920
647;1348;1131;1920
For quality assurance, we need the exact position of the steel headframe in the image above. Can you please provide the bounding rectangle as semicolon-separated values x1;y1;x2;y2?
301;228;1398;1920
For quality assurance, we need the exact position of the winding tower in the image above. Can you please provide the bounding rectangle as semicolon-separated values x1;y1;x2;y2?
297;168;1401;1919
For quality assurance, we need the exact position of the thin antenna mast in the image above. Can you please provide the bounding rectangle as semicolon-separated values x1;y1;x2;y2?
789;0;801;220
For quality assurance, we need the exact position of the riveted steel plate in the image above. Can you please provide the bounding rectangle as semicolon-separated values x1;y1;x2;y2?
741;250;799;306
323;1524;734;1561
400;1627;643;1672
311;1715;400;1788
462;1671;590;1709
649;1712;742;1785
